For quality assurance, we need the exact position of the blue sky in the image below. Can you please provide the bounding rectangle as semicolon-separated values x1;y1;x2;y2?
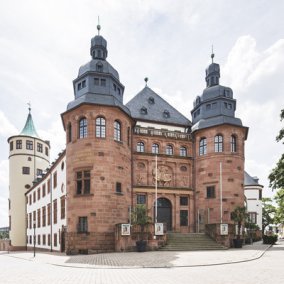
0;0;283;226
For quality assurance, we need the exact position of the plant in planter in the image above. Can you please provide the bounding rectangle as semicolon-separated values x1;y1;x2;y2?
231;206;248;248
131;204;152;252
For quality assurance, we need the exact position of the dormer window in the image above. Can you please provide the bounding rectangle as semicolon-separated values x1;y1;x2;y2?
163;110;170;118
118;88;121;95
140;107;147;115
148;97;155;104
96;63;103;72
77;80;86;90
196;96;201;105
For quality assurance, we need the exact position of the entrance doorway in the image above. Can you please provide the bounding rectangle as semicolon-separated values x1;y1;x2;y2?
154;198;172;231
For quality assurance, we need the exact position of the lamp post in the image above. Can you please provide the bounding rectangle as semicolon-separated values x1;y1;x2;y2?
33;221;36;257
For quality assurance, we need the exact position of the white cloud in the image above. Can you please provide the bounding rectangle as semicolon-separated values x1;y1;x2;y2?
0;160;9;227
0;111;18;137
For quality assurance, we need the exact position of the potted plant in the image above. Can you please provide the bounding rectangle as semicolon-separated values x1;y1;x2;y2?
131;204;151;252
231;206;248;248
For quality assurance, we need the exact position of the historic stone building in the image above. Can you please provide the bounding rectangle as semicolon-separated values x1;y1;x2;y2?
8;26;250;252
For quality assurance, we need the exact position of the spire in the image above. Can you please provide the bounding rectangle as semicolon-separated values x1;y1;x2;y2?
20;105;39;138
90;18;108;60
205;49;220;87
97;16;101;35
144;77;148;86
211;45;214;63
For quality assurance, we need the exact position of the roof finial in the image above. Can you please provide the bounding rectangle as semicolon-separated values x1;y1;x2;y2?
27;102;31;113
97;16;101;35
144;77;148;86
211;45;215;63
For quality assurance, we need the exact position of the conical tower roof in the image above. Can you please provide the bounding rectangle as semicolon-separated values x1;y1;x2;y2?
20;108;39;138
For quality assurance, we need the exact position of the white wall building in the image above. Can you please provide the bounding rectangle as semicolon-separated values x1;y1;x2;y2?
8;109;50;249
244;171;263;230
26;151;66;252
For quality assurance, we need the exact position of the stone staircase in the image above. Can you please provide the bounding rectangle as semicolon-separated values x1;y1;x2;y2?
159;233;227;251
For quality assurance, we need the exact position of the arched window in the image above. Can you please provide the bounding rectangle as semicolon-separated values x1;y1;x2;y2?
214;135;223;152
152;143;159;154
96;117;106;138
199;138;207;156
67;123;72;143
137;142;145;152
166;144;173;155
180;146;187;157
231;135;237;152
79;118;87;138
114;120;121;141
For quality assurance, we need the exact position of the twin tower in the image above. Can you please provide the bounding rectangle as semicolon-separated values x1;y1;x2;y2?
8;28;248;251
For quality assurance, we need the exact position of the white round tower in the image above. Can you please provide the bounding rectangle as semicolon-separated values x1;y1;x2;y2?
8;107;50;250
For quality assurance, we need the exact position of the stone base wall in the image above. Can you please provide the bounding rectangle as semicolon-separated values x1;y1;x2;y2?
115;224;166;252
205;223;236;247
0;240;10;251
66;232;115;255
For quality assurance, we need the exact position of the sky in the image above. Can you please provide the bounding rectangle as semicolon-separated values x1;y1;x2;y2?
0;0;283;227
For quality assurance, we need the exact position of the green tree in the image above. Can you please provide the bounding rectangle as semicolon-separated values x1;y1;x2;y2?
274;188;284;224
231;206;248;239
269;109;284;191
262;197;276;233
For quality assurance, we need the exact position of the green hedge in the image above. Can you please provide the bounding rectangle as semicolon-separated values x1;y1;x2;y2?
263;235;278;244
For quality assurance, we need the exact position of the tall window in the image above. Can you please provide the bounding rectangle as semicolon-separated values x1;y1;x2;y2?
45;147;49;156
76;170;91;195
26;140;33;150
67;123;72;143
10;141;13;151
42;184;46;197
96;117;106;138
199;138;207;156
206;186;215;198
137;194;146;204
37;209;41;228
180;210;188;226
60;197;65;219
248;212;257;224
42;206;46;227
53;172;57;188
79;117;88;138
214;135;223;152
37;143;43;153
231;135;237;152
116;182;122;193
166;144;173;155
152;143;159;154
47;203;51;225
78;217;88;233
16;140;22;149
180;146;187;157
53;199;57;224
137;142;145;152
114;120;121;141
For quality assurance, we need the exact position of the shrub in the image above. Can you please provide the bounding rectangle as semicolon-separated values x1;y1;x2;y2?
263;235;278;244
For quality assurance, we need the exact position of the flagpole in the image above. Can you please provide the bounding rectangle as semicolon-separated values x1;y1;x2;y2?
220;162;223;224
155;154;158;224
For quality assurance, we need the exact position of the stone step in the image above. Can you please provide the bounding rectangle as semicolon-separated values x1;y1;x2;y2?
160;233;226;251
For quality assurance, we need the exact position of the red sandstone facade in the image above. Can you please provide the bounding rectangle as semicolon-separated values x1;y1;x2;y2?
58;30;249;253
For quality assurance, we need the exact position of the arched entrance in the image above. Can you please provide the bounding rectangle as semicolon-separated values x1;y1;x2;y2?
154;198;172;231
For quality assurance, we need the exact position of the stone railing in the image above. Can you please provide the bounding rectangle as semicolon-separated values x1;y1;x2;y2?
134;127;191;140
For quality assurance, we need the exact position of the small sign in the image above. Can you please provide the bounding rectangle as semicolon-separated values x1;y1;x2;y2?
155;223;164;235
121;224;131;236
220;224;228;235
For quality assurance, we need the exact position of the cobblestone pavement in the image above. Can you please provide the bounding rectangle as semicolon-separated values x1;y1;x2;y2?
1;242;284;284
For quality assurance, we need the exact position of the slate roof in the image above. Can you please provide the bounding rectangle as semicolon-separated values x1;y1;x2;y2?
20;112;39;138
244;171;263;187
67;93;131;116
126;86;191;127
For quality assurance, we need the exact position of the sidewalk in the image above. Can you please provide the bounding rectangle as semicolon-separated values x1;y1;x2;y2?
1;241;273;269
